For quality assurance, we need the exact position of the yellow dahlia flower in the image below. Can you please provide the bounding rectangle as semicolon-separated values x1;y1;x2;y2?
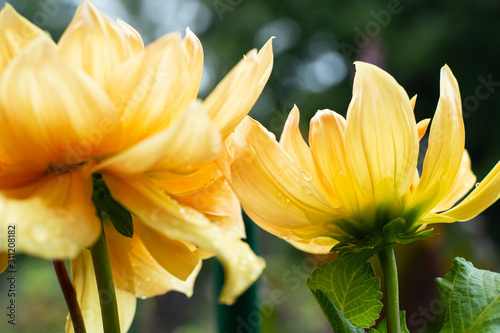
0;2;272;330
224;62;500;253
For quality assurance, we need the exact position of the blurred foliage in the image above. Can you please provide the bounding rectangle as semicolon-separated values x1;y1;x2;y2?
1;0;499;332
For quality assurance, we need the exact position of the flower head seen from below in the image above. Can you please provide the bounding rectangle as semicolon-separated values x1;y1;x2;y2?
225;62;500;253
0;2;272;331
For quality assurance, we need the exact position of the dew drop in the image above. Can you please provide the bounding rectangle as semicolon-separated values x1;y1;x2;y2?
300;169;312;181
475;182;480;188
179;208;186;214
140;296;146;300
303;187;313;195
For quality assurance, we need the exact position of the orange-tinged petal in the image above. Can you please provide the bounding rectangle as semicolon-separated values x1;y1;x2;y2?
97;101;221;175
345;62;419;203
417;118;431;140
431;150;476;213
58;1;135;84
203;38;273;139
151;162;222;197
0;168;100;259
230;117;337;231
0;4;45;72
410;65;465;215
438;160;500;221
0;36;121;166
0;161;46;190
172;176;246;238
310;109;359;212
116;19;144;54
134;221;203;282
105;33;194;145
66;250;136;333
105;221;201;296
103;174;265;304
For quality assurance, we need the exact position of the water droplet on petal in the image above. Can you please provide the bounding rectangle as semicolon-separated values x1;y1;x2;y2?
300;169;312;181
179;208;186;214
140;296;146;300
475;182;480;188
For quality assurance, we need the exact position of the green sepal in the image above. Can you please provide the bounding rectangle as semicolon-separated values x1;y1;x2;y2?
92;176;134;238
307;248;384;328
331;218;438;254
437;257;500;332
368;311;409;333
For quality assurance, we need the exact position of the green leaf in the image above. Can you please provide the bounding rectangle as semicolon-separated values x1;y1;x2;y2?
437;257;500;333
92;177;134;238
368;311;409;333
101;194;134;238
312;290;365;333
307;248;383;328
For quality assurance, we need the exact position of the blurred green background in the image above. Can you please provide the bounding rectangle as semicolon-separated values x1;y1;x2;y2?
1;0;499;332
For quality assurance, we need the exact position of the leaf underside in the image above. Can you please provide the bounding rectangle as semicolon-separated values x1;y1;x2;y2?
437;257;500;333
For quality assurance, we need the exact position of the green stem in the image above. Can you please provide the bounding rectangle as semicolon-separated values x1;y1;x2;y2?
53;260;87;333
90;228;121;333
378;245;400;333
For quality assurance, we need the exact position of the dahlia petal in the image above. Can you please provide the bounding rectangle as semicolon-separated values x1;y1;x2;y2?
58;1;135;84
203;39;273;139
0;168;99;259
65;250;136;333
97;101;221;175
345;62;419;202
0;36;121;165
0;4;45;72
103;174;265;304
411;65;465;214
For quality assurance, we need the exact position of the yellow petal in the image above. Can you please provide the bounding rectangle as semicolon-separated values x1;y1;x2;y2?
167;28;204;120
65;250;136;333
438;160;500;221
0;168;100;259
431;150;476;213
0;36;121;166
97;101;221;175
116;19;144;54
279;105;315;172
310;109;359;213
172;176;246;239
410;65;465;215
0;3;45;72
286;237;338;254
345;62;419;203
230;117;337;231
410;94;417;109
203;38;273;139
105;221;201;296
105;33;196;145
103;174;265;304
58;2;135;84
